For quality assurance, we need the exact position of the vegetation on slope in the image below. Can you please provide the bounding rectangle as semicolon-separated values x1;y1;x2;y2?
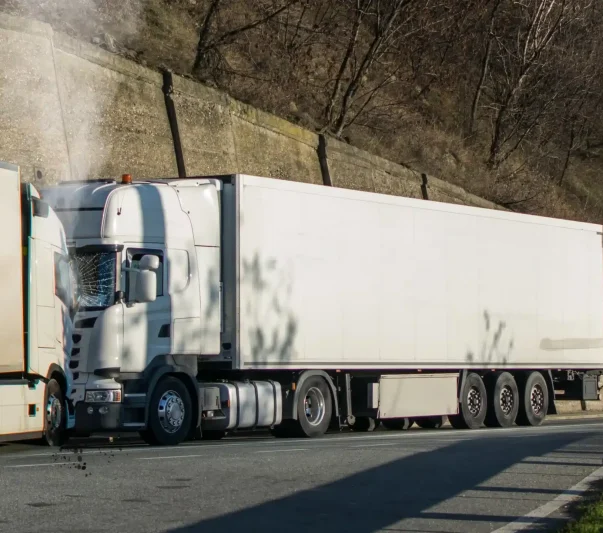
3;0;603;222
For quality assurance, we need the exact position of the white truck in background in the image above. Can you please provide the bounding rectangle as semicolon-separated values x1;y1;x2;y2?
41;173;603;446
0;162;76;445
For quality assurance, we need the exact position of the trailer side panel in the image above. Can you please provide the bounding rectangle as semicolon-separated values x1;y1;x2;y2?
234;174;603;371
0;163;26;374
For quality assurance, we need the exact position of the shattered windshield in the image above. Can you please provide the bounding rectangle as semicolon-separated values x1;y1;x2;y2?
73;251;117;310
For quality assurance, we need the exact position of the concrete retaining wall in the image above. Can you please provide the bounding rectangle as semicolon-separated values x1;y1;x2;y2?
0;12;503;212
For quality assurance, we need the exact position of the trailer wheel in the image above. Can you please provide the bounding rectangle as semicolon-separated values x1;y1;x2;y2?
485;372;519;428
351;416;380;432
42;378;67;447
449;372;487;430
382;418;414;431
516;372;548;427
415;416;445;429
143;376;192;446
294;376;332;438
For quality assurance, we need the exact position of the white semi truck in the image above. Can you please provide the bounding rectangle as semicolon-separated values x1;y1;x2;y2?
0;162;76;445
41;173;603;446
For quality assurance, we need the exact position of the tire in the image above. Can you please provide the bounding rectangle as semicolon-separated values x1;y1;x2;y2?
351;416;380;432
292;376;332;438
484;372;519;428
415;416;445;429
449;372;487;430
382;418;414;431
42;378;67;447
516;371;549;427
144;376;193;446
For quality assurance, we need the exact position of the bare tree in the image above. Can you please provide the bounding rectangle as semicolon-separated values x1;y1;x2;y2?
484;0;578;169
467;0;503;137
321;0;423;137
192;0;299;80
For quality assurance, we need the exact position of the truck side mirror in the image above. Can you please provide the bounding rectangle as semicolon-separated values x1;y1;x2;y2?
135;270;157;303
32;197;49;218
139;254;160;271
134;254;159;303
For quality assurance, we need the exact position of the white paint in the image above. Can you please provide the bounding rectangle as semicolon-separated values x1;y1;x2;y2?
233;174;603;370
137;454;208;461
255;448;308;454
491;465;603;532
2;421;603;462
6;462;71;468
351;443;396;448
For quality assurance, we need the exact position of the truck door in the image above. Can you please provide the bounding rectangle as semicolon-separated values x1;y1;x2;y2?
121;247;170;372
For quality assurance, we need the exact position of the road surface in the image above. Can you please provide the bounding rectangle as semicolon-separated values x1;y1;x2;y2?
1;420;603;532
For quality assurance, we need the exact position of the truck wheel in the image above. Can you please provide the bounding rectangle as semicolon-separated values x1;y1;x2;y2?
415;416;445;429
485;372;519;428
144;376;192;446
449;372;487;430
516;372;548;427
351;416;380;432
294;376;332;438
42;379;67;447
382;418;414;430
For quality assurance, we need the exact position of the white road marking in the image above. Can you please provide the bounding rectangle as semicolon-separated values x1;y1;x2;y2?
138;454;208;461
256;448;308;454
524;456;602;465
6;462;71;468
2;422;603;461
491;465;603;532
351;443;395;448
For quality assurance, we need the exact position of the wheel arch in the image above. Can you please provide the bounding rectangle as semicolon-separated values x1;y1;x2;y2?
46;363;68;394
145;365;200;429
289;371;339;427
545;370;557;415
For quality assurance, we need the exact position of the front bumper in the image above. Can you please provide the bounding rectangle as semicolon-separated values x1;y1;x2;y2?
75;402;124;431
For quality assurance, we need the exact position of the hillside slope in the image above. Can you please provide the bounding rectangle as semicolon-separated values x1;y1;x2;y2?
3;0;603;223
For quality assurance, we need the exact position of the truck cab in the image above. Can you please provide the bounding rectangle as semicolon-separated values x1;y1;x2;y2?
41;175;223;442
0;162;76;445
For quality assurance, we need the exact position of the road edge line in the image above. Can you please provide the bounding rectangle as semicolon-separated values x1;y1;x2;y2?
491;465;603;532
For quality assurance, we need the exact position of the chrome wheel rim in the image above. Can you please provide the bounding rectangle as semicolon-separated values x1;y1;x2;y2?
158;390;185;434
467;386;482;416
46;394;62;430
530;384;545;415
304;387;326;426
500;385;514;416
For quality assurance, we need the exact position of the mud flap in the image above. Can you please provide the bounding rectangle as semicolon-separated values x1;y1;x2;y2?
65;398;76;430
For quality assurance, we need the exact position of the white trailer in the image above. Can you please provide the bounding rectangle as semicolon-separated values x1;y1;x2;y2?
41;173;603;445
0;162;76;445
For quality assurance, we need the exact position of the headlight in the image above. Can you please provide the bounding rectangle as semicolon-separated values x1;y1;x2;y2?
85;390;122;403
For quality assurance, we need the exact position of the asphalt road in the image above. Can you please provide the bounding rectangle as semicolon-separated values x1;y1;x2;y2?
1;420;603;533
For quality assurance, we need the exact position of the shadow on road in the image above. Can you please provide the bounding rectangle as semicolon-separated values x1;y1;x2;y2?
167;431;593;533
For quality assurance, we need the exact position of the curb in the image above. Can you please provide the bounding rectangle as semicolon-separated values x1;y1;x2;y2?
549;412;603;421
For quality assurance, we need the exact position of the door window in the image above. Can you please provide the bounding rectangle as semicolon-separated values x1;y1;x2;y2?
126;249;164;302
